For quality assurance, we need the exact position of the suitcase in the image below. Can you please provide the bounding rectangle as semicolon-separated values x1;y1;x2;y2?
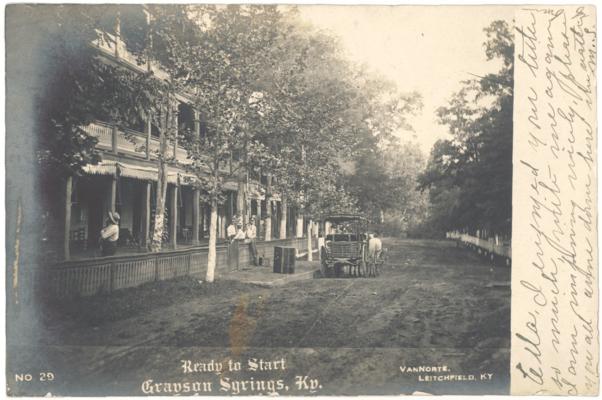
273;246;296;274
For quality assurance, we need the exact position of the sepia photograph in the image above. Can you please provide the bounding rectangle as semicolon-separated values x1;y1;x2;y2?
3;3;596;397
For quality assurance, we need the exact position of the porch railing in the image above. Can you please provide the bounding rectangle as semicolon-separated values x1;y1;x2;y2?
81;121;244;174
81;121;193;165
42;237;316;298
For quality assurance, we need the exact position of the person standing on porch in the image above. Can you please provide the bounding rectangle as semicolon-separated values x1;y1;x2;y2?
100;211;120;257
234;221;246;240
246;216;258;266
227;217;238;243
227;216;241;270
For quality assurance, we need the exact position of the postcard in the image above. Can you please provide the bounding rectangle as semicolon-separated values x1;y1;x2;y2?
4;3;597;396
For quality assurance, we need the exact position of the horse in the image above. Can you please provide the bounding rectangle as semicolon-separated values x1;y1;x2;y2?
366;235;383;277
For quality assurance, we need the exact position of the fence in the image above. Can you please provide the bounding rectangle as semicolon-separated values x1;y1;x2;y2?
42;237;316;298
446;231;512;260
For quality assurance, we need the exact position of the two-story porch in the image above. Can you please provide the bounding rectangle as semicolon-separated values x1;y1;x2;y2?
63;120;300;261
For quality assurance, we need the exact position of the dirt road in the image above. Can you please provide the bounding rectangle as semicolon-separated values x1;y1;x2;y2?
8;238;510;396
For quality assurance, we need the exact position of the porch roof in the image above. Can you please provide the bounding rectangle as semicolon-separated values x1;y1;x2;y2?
83;160;240;190
83;161;194;184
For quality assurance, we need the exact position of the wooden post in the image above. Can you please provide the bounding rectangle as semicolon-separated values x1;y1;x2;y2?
111;124;118;154
279;197;287;239
110;175;117;213
114;10;121;58
173;105;178;160
307;219;313;261
109;262;115;292
237;179;246;224
219;208;226;239
193;109;201;138
142;181;151;247
170;184;178;249
264;175;272;241
64;176;73;261
256;199;262;238
200;204;205;239
192;188;200;245
146;112;152;160
229;191;235;223
296;210;304;239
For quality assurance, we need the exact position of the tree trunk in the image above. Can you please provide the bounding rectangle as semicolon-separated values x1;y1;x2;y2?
279;196;287;239
150;160;168;252
206;197;218;283
306;219;313;261
237;175;246;224
150;108;170;252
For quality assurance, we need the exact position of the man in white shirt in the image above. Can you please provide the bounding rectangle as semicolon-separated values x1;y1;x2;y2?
100;211;120;256
246;216;258;266
234;222;246;240
227;218;238;243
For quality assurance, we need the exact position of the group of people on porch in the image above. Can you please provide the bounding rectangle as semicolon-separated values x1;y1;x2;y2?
98;210;260;264
227;215;259;266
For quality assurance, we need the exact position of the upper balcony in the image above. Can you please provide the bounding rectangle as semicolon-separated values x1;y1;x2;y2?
81;121;244;180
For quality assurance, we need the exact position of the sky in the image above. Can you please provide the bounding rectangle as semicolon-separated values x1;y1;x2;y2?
298;5;515;155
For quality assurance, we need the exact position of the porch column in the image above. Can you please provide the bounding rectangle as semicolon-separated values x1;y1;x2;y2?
193;109;201;138
264;175;272;241
64;176;73;261
256;199;262;238
279;197;287;239
200;204;206;239
219;207;226;239
114;10;121;58
173;105;179;160
237;179;246;224
170;184;178;249
307;220;313;261
296;210;304;238
228;191;235;223
146;112;152;160
111;124;118;154
142;181;151;247
110;174;117;213
192;188;200;245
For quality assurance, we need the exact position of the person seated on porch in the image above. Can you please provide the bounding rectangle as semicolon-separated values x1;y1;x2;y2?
246;216;258;266
100;211;120;257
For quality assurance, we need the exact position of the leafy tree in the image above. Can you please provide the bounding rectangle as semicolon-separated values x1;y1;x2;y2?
255;13;423;230
176;5;284;282
419;20;513;237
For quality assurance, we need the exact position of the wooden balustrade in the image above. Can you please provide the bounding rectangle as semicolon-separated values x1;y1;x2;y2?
84;121;198;164
42;237;314;298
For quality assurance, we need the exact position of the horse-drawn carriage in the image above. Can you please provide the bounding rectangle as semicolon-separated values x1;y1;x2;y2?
320;214;385;278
